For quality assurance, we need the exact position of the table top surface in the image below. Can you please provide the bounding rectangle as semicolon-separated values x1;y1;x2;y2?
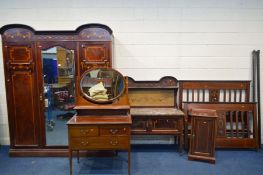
67;115;132;125
130;107;184;116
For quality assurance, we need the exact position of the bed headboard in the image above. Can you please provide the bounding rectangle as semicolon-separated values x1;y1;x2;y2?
178;81;251;109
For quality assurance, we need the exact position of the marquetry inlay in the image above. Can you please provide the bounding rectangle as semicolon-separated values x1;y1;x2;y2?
84;46;106;62
36;35;77;40
217;112;226;137
9;47;31;62
3;29;32;40
128;76;178;88
79;28;110;40
7;61;34;72
209;89;219;102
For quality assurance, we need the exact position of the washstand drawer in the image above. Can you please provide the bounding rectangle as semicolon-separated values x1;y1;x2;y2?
69;126;98;137
69;136;129;149
100;126;130;136
153;119;181;130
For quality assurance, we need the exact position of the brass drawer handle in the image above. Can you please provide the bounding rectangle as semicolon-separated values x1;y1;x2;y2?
81;141;89;146
80;129;93;135
109;129;119;135
110;140;118;146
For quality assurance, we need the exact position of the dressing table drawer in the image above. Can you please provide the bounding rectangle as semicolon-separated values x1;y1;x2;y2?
69;126;98;137
69;136;129;149
100;126;130;136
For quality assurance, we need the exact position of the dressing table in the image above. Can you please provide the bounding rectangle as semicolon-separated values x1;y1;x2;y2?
67;68;131;175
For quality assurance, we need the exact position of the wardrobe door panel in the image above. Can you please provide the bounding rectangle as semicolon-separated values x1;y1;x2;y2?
11;72;38;146
5;44;39;147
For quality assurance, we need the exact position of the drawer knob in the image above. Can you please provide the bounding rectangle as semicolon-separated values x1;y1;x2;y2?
110;140;118;146
109;129;119;134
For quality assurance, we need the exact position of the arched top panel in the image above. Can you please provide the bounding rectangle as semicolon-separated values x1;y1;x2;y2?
76;23;112;34
0;23;113;42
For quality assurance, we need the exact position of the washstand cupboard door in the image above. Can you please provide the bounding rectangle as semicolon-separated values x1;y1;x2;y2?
4;43;40;148
190;116;216;157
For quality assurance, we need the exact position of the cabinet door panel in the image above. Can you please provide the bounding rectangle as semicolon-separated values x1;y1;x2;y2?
192;118;213;155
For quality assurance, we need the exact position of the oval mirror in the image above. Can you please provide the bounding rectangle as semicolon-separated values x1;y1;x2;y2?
80;68;125;103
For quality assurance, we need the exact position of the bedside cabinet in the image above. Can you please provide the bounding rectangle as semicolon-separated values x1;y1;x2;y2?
188;108;218;163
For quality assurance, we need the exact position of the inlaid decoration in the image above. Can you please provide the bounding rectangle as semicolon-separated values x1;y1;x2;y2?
216;111;226;137
36;35;77;41
128;76;178;88
7;61;34;72
209;89;219;102
3;28;32;40
84;46;106;62
80;60;110;70
9;47;31;62
79;28;111;40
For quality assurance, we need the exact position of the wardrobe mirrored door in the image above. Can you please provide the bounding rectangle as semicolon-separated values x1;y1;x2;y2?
41;46;76;146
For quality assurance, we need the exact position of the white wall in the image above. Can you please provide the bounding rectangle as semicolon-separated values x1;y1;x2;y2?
0;0;262;144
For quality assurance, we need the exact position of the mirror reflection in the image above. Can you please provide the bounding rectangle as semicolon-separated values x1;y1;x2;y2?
80;68;125;103
41;46;76;145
